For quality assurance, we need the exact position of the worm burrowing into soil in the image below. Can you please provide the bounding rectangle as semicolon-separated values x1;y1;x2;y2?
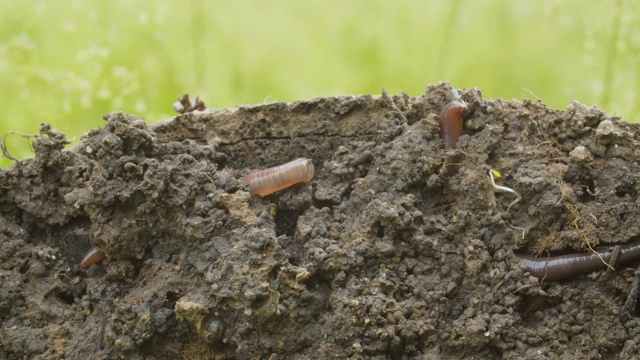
80;246;106;268
439;97;467;175
516;242;640;282
240;158;315;197
439;99;467;151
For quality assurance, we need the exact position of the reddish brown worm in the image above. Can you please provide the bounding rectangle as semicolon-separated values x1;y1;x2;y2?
515;242;640;282
240;158;315;197
439;99;467;151
80;246;106;268
439;99;467;175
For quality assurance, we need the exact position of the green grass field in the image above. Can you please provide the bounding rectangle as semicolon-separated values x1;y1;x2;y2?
1;0;638;167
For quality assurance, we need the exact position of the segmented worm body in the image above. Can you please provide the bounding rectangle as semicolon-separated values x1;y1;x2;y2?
240;158;314;197
80;246;106;268
516;242;640;282
439;99;467;150
439;99;467;175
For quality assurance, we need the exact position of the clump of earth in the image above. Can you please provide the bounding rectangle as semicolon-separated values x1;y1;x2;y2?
1;83;640;359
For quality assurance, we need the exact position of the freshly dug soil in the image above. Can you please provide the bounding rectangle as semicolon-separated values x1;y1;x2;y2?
1;83;640;359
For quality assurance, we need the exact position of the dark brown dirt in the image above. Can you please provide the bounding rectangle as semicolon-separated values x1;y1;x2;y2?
2;83;640;359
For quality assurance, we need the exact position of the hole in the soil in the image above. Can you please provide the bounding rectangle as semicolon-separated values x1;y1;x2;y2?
312;199;336;210
487;347;504;358
516;295;557;316
268;265;279;280
129;257;147;280
19;263;29;275
57;290;75;305
373;221;385;239
251;296;269;310
275;208;300;237
630;302;640;318
615;187;635;199
305;274;321;290
304;273;332;292
575;178;597;203
165;290;180;310
280;235;305;267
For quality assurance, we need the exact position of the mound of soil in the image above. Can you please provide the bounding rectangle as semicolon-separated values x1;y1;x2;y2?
2;83;640;359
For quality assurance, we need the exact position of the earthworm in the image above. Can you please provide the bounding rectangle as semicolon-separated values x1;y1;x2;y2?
80;246;106;268
515;242;640;282
240;158;314;197
439;99;467;151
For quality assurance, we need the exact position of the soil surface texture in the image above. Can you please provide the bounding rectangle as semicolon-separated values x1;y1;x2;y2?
2;83;640;359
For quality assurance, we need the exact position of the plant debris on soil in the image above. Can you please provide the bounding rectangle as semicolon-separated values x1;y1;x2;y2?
1;83;640;359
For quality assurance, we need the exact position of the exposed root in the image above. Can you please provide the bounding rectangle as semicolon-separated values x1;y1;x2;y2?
489;169;525;238
1;131;37;162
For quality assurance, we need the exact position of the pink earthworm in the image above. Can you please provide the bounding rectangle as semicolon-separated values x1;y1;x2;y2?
439;99;467;175
439;99;467;151
80;246;106;268
240;158;314;197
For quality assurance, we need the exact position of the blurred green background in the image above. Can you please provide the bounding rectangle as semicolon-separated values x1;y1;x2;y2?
1;0;638;167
